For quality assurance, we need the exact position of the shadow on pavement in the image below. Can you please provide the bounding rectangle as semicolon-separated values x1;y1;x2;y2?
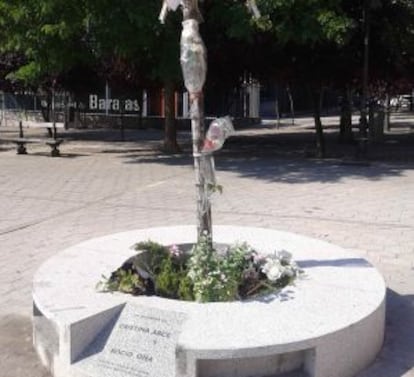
357;290;414;377
122;151;409;184
216;157;411;184
298;258;372;268
0;314;51;377
117;124;414;184
59;128;168;143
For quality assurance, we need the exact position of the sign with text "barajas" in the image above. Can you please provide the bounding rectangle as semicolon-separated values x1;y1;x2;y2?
89;94;140;112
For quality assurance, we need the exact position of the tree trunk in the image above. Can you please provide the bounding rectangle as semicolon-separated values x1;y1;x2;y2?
163;80;181;153
339;87;354;143
368;101;384;143
357;0;370;159
40;89;53;137
275;84;280;128
40;91;51;122
275;97;280;128
286;85;295;125
384;92;390;131
312;88;326;158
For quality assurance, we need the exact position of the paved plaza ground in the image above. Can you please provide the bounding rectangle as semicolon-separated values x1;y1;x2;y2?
0;113;413;377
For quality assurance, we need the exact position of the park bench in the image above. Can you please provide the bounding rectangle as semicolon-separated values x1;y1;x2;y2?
21;120;65;137
0;120;64;157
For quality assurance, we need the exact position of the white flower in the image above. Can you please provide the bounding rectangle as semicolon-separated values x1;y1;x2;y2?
261;258;283;282
267;264;283;281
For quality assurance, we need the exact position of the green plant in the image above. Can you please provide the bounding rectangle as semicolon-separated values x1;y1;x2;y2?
97;268;145;295
177;274;194;301
98;237;302;302
133;240;170;276
155;257;180;298
187;234;234;302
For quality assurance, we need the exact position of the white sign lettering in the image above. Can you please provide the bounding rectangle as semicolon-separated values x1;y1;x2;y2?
89;94;140;112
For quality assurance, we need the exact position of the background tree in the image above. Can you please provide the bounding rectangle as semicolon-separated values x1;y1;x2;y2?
1;0;413;155
247;0;353;157
0;0;90;86
0;0;183;150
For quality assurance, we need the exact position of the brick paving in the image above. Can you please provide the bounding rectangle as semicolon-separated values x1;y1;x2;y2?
0;115;413;377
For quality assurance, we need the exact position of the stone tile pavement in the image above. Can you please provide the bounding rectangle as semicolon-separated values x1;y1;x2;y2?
0;116;413;377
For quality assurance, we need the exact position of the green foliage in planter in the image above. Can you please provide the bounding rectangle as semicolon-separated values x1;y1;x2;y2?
187;236;258;302
155;257;179;298
177;275;194;301
154;257;194;300
98;268;146;295
133;240;170;276
116;269;145;294
133;240;195;300
98;236;302;303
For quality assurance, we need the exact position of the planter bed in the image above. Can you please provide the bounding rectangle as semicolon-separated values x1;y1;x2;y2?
33;225;386;377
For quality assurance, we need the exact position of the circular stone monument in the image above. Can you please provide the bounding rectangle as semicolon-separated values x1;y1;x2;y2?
33;226;386;377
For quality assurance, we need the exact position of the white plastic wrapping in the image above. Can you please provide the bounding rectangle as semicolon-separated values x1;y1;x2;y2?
166;0;181;11
246;0;261;19
200;154;217;214
159;0;182;23
180;19;207;94
202;116;234;153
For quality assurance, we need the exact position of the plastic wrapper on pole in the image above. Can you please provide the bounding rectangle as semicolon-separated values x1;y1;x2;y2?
158;2;168;23
180;19;207;94
200;154;217;215
159;0;181;23
166;0;181;11
201;154;216;186
202;116;235;153
181;0;203;23
246;0;261;19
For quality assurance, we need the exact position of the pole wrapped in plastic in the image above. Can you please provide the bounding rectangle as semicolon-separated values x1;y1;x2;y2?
180;19;207;95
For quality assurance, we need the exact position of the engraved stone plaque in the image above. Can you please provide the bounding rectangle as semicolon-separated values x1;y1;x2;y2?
75;303;187;377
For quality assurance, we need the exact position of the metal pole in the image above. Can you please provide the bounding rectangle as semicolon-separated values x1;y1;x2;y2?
162;0;246;241
190;94;211;238
180;1;211;240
